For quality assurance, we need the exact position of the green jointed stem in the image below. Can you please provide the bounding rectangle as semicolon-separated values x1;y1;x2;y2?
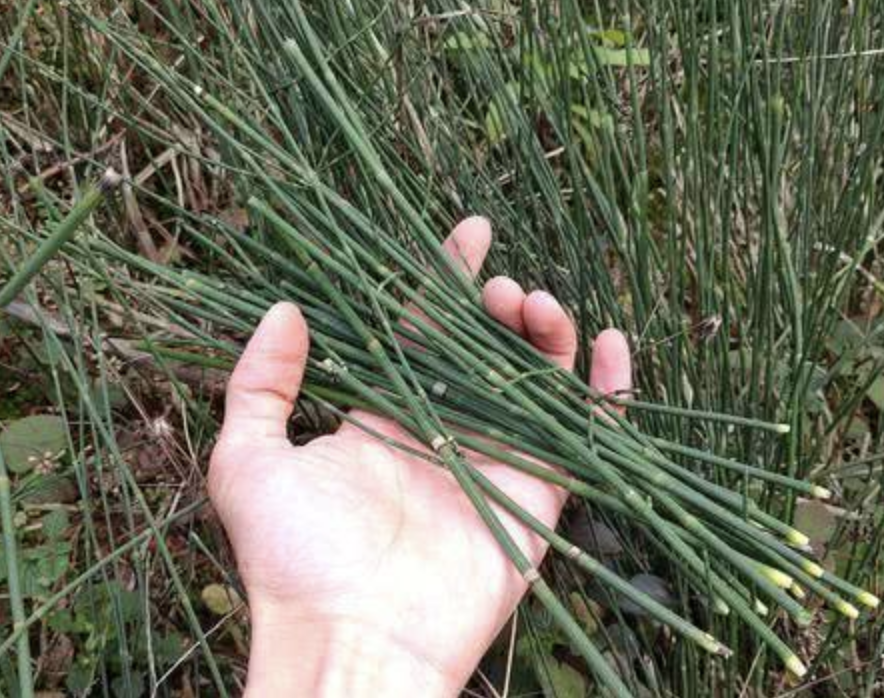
0;446;35;697
8;4;883;694
41;10;875;683
0;499;206;658
0;0;40;84
651;438;828;498
110;205;834;673
469;466;732;657
291;224;635;697
600;394;791;434
284;4;479;297
308;379;730;657
41;332;230;697
0;169;121;308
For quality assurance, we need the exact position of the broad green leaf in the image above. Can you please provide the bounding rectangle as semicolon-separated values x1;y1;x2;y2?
587;28;628;47
48;608;77;633
35;545;70;587
594;47;650;67
544;660;587;698
42;509;70;540
20;543;70;596
571;104;615;132
113;586;143;623
570;592;601;636
827;318;866;354
599;29;627;47
152;632;185;665
0;414;68;474
31;340;64;368
112;671;145;698
443;31;491;52
485;100;505;145
802;362;829;414
66;659;95;694
866;374;884;410
20;473;79;505
72;580;141;625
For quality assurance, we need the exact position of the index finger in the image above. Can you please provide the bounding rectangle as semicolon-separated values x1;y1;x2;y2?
398;216;492;339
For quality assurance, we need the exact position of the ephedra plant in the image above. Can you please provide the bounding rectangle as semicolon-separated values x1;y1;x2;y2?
2;0;883;695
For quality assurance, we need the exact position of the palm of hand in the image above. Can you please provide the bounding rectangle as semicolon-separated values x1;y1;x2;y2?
213;409;567;676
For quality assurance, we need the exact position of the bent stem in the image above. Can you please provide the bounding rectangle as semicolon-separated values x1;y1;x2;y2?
0;169;122;308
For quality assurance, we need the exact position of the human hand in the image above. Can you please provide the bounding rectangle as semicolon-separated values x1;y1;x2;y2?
208;217;632;696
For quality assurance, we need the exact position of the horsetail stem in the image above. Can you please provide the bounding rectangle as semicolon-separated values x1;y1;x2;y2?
39;13;878;685
0;447;35;698
0;169;121;308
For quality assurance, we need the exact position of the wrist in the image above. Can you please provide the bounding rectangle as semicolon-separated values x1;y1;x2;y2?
244;600;461;697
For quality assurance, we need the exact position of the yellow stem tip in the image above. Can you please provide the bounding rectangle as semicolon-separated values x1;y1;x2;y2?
786;655;808;678
835;600;859;619
787;529;810;547
858;591;880;609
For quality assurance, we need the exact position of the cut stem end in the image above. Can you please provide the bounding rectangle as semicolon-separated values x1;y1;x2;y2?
858;591;880;609
786;655;808;678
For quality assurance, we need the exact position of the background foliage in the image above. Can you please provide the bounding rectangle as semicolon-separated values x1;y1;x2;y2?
2;1;884;695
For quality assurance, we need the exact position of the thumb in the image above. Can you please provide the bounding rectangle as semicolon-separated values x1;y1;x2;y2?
221;302;309;442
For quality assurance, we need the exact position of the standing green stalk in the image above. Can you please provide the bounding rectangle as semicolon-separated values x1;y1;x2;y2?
0;0;40;84
0;446;34;698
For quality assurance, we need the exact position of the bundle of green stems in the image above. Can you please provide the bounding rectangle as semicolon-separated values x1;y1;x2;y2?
77;178;875;696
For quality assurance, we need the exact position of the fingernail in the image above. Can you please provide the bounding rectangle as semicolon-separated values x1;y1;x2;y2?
531;290;560;307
